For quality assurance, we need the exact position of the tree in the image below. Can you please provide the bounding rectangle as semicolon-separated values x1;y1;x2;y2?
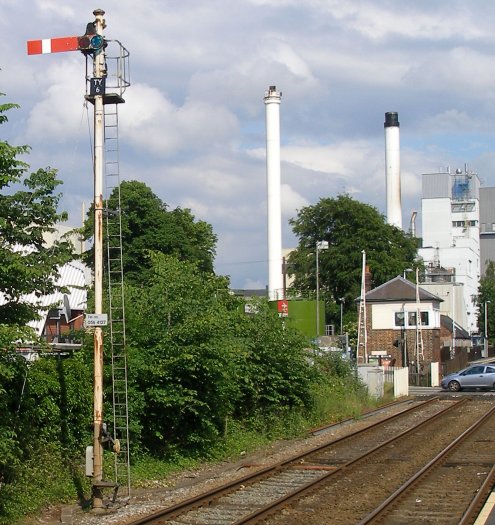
124;252;316;454
0;96;74;325
82;180;217;282
0;96;77;517
288;195;419;323
478;261;495;340
124;252;245;452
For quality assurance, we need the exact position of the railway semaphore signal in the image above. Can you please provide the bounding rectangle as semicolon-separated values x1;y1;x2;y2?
27;8;130;511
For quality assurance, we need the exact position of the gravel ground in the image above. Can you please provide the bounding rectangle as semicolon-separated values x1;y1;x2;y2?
20;399;424;525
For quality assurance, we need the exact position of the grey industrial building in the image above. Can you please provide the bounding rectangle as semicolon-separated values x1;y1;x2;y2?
480;187;495;275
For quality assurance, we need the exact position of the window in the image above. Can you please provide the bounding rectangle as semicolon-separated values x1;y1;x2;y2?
486;366;495;374
394;312;405;327
407;311;429;326
452;220;477;228
464;366;484;375
451;203;475;213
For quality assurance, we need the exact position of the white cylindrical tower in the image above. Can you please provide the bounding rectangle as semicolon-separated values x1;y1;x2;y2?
264;86;283;301
384;111;402;229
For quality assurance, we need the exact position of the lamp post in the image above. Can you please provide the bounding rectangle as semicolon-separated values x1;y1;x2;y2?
452;284;456;359
485;301;491;358
316;240;329;338
339;297;345;335
403;268;413;279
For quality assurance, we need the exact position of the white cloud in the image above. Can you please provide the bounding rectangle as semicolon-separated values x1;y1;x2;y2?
36;0;76;20
265;42;315;81
317;1;487;41
403;47;495;102
25;59;86;142
281;183;309;217
120;84;239;157
281;140;382;178
421;109;478;133
7;0;495;288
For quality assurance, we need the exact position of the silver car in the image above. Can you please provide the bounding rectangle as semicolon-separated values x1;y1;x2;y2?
441;364;495;392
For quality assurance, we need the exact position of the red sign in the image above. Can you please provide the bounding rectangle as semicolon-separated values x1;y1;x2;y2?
277;300;289;317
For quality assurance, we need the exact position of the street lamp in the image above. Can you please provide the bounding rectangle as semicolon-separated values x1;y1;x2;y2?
449;283;461;359
316;240;329;338
485;301;491;357
403;268;413;279
339;297;345;335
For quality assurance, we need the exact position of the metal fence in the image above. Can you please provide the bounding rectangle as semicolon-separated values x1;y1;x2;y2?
408;366;432;387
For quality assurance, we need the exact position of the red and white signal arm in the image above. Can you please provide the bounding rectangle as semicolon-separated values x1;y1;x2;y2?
27;34;104;55
27;36;80;55
278;299;289;317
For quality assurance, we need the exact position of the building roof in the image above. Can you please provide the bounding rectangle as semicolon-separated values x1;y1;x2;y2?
362;275;443;304
231;289;267;298
440;314;471;339
0;260;90;335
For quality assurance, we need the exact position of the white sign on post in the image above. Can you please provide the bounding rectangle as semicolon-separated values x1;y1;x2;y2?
85;313;108;327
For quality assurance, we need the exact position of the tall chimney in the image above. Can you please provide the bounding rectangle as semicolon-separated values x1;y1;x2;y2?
264;86;283;301
384;111;402;229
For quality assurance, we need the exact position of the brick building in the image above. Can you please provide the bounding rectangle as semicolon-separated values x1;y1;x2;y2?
0;260;89;359
359;275;443;367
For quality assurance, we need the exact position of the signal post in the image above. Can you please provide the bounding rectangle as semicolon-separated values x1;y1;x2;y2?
90;9;106;511
27;8;121;510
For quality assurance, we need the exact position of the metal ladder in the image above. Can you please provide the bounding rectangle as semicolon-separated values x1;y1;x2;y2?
415;273;425;364
104;102;131;498
356;250;367;364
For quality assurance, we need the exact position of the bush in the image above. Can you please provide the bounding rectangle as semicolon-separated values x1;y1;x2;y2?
0;443;89;525
0;351;93;524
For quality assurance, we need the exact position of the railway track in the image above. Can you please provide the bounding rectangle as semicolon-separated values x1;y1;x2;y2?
127;398;495;525
359;403;495;524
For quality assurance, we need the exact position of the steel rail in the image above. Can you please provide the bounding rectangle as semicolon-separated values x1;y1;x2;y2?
126;397;459;525
459;464;495;525
357;404;495;524
309;397;416;436
231;398;467;525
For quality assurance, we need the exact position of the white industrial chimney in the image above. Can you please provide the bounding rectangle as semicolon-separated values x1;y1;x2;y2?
264;86;283;301
384;111;402;229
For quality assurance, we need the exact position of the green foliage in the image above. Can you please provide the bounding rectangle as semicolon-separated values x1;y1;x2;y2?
128;354;370;489
0;105;382;520
82;180;217;281
0;352;93;524
233;300;317;417
288;194;420;325
0;96;74;325
18;354;93;450
308;353;370;423
126;252;243;453
0;443;89;525
478;260;495;339
125;252;317;455
0;98;29;188
0;347;27;488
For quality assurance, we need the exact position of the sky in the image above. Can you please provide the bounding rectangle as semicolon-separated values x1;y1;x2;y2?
3;1;495;289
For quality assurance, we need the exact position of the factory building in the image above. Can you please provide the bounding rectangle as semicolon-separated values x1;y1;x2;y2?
479;187;495;275
418;167;480;334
